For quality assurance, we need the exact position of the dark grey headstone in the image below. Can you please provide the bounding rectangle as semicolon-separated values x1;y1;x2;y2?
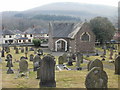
88;59;103;71
1;50;5;57
30;54;34;61
85;67;108;88
109;48;113;59
19;59;28;73
114;56;120;75
33;55;41;71
15;48;19;54
39;55;56;87
21;48;24;53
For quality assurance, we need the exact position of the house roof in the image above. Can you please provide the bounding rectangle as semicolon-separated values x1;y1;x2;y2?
13;30;23;34
2;29;15;35
24;26;48;34
50;22;84;38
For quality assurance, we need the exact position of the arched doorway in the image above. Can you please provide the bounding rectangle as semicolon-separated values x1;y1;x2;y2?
55;39;67;51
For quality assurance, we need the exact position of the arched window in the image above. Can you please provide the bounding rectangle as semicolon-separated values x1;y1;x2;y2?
81;32;90;42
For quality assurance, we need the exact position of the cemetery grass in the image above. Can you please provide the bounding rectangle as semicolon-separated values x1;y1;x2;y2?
1;47;119;88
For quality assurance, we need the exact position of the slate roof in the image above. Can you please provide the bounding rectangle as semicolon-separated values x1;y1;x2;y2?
50;22;84;38
24;26;48;34
13;30;23;34
2;29;15;35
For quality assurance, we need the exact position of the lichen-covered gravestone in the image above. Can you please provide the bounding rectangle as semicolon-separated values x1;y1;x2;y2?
6;54;13;67
85;67;108;88
114;56;120;75
33;55;41;71
58;56;64;65
5;54;12;61
30;54;34;61
39;55;56;87
88;59;103;71
15;59;29;78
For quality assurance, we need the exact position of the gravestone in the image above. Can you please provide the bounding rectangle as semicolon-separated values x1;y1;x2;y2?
21;48;24;53
76;52;83;70
20;56;27;60
37;49;43;56
30;54;34;61
29;47;34;51
5;54;12;61
39;55;56;87
14;46;17;50
88;59;103;71
58;56;64;65
19;59;28;73
85;67;108;88
25;51;28;59
114;56;120;75
62;53;67;63
36;67;40;79
87;61;92;71
67;53;73;66
109;48;113;59
95;50;99;56
25;47;28;52
5;46;10;53
103;45;106;55
1;49;5;57
15;48;19;54
6;58;13;67
34;49;37;54
33;55;41;71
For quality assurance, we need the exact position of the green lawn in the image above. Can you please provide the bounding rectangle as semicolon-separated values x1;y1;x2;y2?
1;46;119;88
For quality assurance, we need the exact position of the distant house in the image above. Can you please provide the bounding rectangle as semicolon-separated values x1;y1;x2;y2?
2;29;15;44
48;22;95;53
23;26;48;43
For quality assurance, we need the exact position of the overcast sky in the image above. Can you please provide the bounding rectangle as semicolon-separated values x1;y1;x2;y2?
0;0;119;12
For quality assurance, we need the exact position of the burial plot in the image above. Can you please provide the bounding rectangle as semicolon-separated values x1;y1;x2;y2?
114;56;120;75
88;59;103;71
33;55;41;71
1;49;5;57
30;54;34;61
15;48;19;54
85;67;108;88
39;55;56;87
